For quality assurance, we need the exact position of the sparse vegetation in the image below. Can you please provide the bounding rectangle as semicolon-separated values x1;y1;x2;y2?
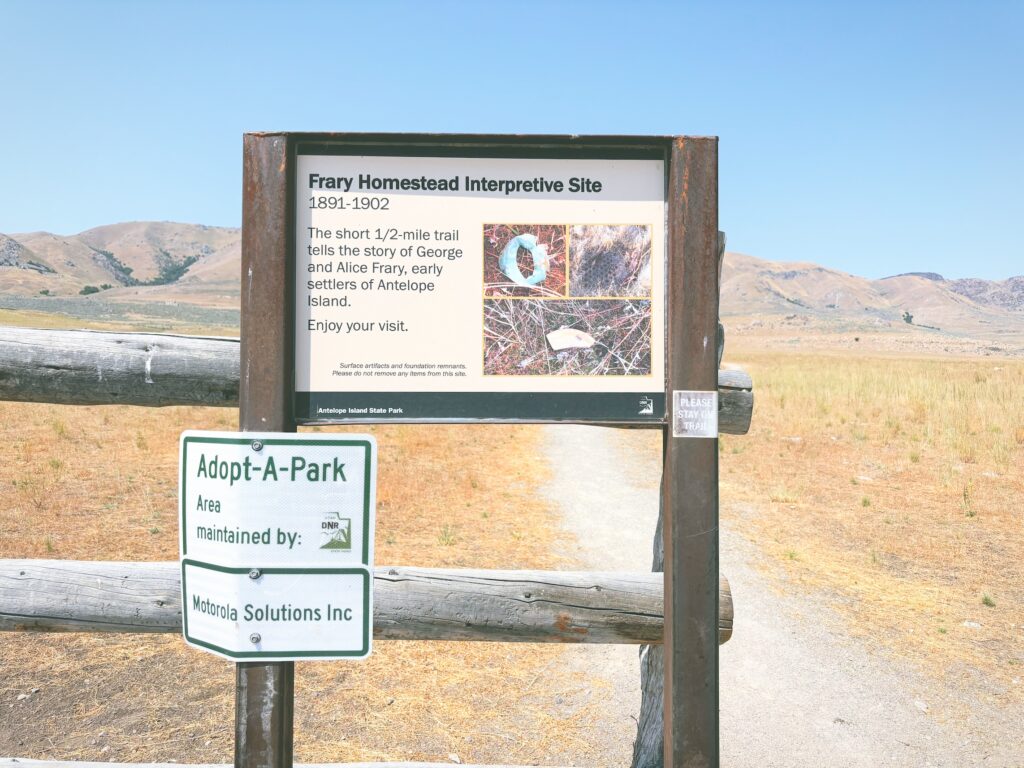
88;245;199;287
769;487;799;503
961;481;975;517
151;253;199;284
79;285;100;295
0;294;240;335
438;523;457;546
707;346;1024;695
25;260;55;274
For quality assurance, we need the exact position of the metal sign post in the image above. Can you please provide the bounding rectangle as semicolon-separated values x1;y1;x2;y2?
663;137;720;767
239;133;295;768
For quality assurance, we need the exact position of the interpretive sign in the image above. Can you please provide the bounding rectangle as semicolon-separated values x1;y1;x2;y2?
293;143;668;423
179;431;376;660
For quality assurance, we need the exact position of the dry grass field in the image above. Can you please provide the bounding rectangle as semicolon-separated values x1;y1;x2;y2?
4;310;1022;762
714;346;1023;705
0;403;616;764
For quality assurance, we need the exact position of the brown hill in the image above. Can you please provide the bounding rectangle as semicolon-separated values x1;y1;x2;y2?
76;221;237;283
721;252;1024;350
722;253;883;316
1;222;240;304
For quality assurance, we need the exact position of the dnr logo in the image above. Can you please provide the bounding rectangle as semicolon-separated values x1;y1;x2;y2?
320;512;352;551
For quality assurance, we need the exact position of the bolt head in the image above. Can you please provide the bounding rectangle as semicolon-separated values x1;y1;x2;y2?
251;440;263;452
249;633;261;644
248;568;261;580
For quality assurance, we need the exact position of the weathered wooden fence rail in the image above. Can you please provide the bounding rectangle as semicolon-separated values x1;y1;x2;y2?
0;561;732;644
0;327;752;434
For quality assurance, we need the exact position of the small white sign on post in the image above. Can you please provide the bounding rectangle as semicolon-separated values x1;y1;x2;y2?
178;431;376;661
671;390;718;438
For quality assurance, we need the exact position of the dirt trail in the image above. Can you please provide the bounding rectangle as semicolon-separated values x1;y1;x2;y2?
541;425;1021;768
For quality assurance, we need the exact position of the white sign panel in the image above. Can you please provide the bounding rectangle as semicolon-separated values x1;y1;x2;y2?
179;431;376;661
179;431;376;567
181;560;371;660
293;148;667;423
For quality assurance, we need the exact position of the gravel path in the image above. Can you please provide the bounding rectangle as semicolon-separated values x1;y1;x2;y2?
541;425;1021;767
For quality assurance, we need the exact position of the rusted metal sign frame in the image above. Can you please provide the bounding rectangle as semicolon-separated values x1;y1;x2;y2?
239;131;720;768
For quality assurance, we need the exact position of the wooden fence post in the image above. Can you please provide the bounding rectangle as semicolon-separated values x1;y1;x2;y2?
238;132;295;768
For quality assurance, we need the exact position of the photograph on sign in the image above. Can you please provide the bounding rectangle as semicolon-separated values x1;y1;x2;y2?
178;431;376;568
483;298;651;377
181;561;372;661
483;224;567;297
293;148;667;423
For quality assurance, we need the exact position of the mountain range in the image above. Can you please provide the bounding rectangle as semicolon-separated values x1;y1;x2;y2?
1;221;1022;345
0;222;239;308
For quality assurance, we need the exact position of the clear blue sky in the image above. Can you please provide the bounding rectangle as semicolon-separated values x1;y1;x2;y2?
2;1;1021;279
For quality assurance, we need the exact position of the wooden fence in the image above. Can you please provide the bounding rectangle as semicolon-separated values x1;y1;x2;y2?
0;325;753;766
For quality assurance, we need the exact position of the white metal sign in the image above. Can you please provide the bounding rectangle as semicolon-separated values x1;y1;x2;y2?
179;431;376;567
672;391;718;438
178;431;376;661
181;561;371;661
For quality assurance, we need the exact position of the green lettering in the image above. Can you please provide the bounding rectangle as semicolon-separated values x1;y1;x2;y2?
262;456;279;481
